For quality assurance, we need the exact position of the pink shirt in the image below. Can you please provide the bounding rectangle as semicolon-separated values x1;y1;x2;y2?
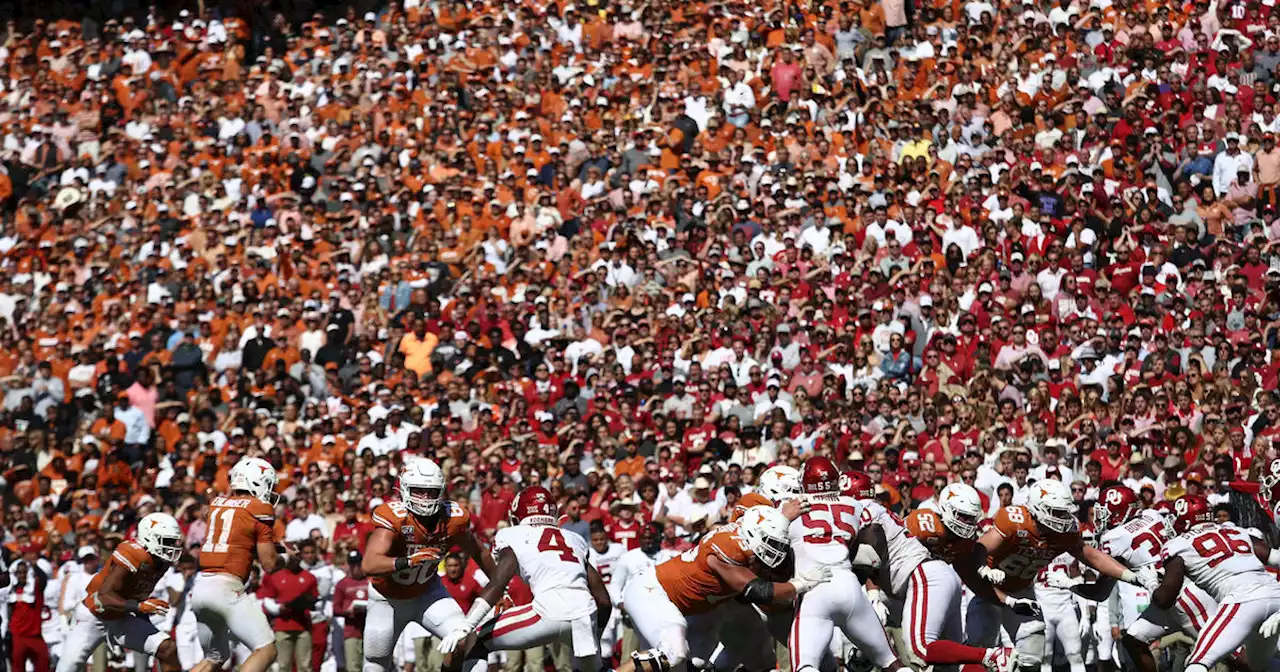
771;62;803;102
126;382;159;428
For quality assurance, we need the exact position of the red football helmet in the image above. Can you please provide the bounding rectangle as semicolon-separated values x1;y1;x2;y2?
510;486;557;525
839;469;874;499
1094;486;1139;531
802;457;841;495
1171;495;1214;535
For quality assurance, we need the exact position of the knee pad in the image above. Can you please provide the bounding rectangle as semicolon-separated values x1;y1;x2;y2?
632;649;671;672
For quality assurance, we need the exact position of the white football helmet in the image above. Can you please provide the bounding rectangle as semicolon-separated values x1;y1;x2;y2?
1026;479;1078;534
229;457;279;504
400;458;447;517
936;483;983;539
137;512;183;563
737;505;791;568
757;466;802;503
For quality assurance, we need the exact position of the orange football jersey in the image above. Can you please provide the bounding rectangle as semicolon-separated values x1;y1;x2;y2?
905;509;975;564
369;500;471;600
198;494;276;582
655;524;755;615
730;493;773;522
985;505;1079;591
84;540;168;620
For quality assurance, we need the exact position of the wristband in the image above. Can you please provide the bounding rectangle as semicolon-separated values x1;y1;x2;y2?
395;556;410;572
124;599;140;614
464;597;493;628
1119;569;1137;585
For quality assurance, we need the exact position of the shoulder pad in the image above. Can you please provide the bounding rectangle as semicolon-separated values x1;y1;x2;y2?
249;499;276;522
371;502;407;531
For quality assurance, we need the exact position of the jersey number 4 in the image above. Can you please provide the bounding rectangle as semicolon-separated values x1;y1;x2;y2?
538;528;578;562
801;503;858;544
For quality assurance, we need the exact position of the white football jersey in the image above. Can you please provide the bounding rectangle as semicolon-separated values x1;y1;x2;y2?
860;499;930;593
788;495;863;573
608;547;678;606
1162;523;1280;604
1100;513;1170;569
588;542;626;585
493;524;596;619
1034;552;1081;607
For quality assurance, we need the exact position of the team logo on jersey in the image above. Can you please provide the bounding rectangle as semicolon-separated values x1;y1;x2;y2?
1017;529;1028;538
402;525;416;537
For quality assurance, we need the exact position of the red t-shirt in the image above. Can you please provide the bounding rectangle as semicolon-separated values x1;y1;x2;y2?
332;576;370;639
478;487;516;533
442;566;485;614
259;569;318;632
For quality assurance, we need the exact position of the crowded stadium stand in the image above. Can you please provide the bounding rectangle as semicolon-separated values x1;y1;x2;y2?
6;0;1280;670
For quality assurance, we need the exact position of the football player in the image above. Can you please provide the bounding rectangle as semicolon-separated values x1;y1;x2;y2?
361;458;497;672
966;479;1155;671
618;506;830;672
1153;495;1280;672
458;486;612;670
56;514;184;672
190;457;283;672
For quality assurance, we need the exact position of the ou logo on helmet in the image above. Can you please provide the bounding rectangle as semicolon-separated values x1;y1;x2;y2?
1174;498;1189;515
1106;489;1125;505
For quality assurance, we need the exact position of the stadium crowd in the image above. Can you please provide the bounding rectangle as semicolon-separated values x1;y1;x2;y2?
4;0;1280;668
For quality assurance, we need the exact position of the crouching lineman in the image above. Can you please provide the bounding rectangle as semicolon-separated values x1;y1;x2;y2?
1154;495;1280;672
1045;486;1217;672
788;458;911;672
967;479;1157;671
361;458;497;672
618;505;831;672
451;486;612;669
843;468;1014;672
56;514;183;672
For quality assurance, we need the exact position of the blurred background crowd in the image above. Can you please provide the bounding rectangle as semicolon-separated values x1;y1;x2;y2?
5;0;1280;667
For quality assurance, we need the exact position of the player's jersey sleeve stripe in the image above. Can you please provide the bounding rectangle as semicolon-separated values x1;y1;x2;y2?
372;513;397;529
113;550;138;571
253;514;274;523
709;542;744;566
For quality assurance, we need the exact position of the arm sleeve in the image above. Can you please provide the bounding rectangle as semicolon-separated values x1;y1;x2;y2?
609;558;630;606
